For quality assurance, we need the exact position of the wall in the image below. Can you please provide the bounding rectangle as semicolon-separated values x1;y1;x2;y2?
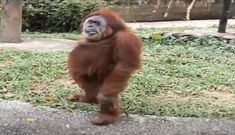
111;0;235;22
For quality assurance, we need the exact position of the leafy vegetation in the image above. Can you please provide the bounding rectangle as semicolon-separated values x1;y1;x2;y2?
0;36;235;119
23;0;108;32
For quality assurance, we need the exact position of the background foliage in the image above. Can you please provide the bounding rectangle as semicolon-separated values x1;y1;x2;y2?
23;0;108;32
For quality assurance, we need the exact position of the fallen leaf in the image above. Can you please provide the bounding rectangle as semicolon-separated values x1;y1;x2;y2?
26;117;38;123
4;93;15;98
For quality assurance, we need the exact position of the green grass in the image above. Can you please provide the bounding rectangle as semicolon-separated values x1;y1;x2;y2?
0;36;235;119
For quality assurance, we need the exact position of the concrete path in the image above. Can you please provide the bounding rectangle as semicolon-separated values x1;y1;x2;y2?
0;100;235;135
0;20;235;52
128;19;235;41
127;19;235;29
0;38;76;52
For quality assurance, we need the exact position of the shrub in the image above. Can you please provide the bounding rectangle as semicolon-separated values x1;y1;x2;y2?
23;0;108;32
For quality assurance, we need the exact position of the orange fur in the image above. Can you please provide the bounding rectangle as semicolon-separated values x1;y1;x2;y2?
68;8;143;125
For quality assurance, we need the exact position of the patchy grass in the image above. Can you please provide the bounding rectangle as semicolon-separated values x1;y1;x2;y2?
0;36;235;119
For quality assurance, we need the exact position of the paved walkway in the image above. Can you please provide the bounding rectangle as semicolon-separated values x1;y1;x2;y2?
0;38;76;52
128;19;235;41
0;20;235;52
0;19;235;52
0;100;235;135
128;19;235;29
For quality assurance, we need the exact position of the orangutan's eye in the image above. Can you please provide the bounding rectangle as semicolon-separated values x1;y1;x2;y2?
94;20;101;26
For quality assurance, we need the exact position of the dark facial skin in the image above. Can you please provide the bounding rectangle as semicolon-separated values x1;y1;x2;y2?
82;15;108;40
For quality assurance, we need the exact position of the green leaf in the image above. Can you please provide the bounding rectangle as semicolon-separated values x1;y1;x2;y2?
151;33;162;41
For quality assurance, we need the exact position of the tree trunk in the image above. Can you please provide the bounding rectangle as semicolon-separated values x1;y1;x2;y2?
0;0;22;43
218;0;232;33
